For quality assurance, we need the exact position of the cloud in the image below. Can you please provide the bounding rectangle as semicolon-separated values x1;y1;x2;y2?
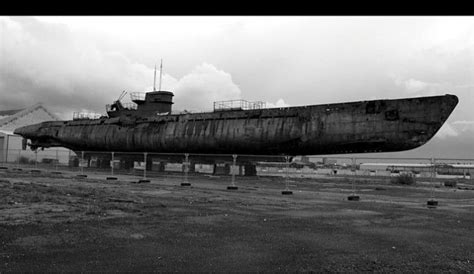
266;98;290;108
0;17;149;115
0;17;244;117
452;120;474;133
434;120;474;141
434;123;459;139
404;79;429;93
171;63;242;111
389;74;447;97
453;120;474;125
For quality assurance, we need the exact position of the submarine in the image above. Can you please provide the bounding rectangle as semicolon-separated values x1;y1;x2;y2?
14;89;458;157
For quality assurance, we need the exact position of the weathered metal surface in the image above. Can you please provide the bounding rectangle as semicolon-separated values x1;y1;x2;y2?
14;94;458;156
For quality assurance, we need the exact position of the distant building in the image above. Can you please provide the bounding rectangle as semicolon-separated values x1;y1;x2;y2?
0;103;71;164
360;162;473;179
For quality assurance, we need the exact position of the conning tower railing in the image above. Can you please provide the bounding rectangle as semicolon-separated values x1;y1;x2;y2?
130;92;146;103
105;103;138;112
213;99;267;112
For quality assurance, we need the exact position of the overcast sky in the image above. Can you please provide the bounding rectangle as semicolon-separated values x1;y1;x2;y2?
0;16;473;158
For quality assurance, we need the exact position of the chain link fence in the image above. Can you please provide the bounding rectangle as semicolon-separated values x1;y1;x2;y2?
1;149;473;186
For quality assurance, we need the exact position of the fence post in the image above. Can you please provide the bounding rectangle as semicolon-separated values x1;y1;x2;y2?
68;150;71;171
5;135;9;163
430;157;435;199
282;156;292;195
143;152;147;179
181;153;191;186
232;154;237;186
111;152;115;176
35;150;38;169
136;152;150;183
348;157;360;201
427;157;438;208
17;149;21;169
227;154;238;190
55;149;59;171
81;151;84;176
352;157;355;193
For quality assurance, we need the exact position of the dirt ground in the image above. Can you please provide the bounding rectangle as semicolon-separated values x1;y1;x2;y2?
1;167;474;272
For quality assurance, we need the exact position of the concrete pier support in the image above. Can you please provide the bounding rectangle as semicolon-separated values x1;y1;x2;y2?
244;164;257;176
213;163;230;175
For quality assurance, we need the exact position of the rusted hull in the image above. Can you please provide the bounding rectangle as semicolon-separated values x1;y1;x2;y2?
14;94;458;156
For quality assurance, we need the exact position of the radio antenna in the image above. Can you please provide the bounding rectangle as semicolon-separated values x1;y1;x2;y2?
159;59;163;91
153;64;157;91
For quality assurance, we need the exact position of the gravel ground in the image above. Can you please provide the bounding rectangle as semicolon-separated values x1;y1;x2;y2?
1;168;473;272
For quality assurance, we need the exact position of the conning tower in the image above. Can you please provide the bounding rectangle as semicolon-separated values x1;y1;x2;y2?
105;90;175;118
106;60;174;118
131;90;174;115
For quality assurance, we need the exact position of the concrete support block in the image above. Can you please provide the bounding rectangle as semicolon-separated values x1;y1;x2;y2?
348;195;360;201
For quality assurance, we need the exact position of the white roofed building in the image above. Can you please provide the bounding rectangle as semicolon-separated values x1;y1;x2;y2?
0;103;71;164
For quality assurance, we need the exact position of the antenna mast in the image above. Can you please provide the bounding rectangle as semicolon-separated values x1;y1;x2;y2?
159;59;163;91
153;64;157;91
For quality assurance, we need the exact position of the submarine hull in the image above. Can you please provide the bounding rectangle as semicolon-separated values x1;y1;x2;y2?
14;94;458;156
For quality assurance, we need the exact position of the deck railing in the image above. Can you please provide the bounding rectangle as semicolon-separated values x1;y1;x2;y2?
213;99;267;112
72;112;103;120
